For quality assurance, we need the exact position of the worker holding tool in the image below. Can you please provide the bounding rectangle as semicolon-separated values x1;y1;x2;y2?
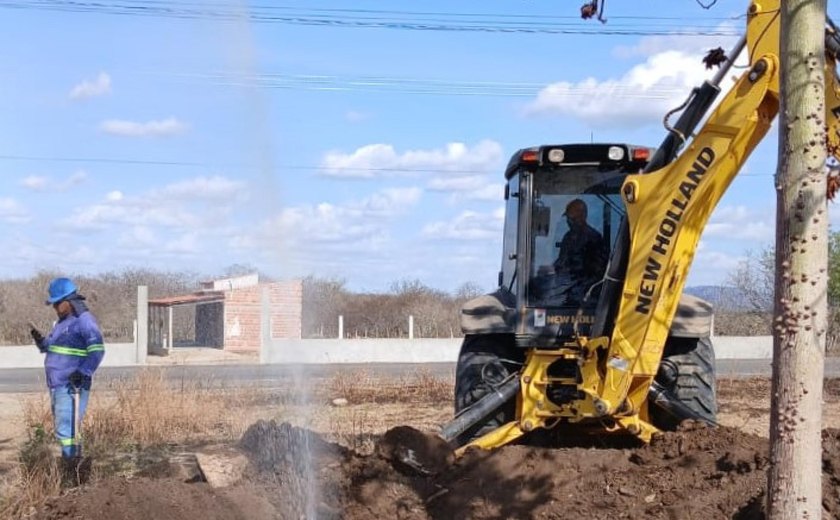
30;277;105;461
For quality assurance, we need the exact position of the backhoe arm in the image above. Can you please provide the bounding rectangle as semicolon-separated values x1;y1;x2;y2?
590;2;840;428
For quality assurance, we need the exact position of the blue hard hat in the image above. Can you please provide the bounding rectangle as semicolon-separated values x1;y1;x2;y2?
46;277;78;305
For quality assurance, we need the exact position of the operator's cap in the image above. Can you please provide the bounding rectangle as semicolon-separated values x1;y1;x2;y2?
46;277;78;305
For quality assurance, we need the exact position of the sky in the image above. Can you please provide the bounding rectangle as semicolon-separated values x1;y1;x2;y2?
0;0;837;293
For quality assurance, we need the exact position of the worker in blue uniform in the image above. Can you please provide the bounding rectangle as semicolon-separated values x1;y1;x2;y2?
30;277;105;460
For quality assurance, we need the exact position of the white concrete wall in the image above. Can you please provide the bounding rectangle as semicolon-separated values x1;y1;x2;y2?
0;342;141;369
713;336;772;359
0;336;774;369
260;336;773;365
263;338;461;364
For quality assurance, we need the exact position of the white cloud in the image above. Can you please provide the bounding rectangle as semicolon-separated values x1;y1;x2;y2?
63;175;246;231
427;175;504;203
69;203;201;231
705;205;774;241
345;110;370;123
428;175;487;192
264;205;385;246
688;244;745;286
350;187;422;217
465;184;504;202
117;226;156;248
524;50;720;128
67;246;96;265
320;140;504;178
613;22;740;59
156;175;246;201
100;117;187;137
235;187;423;256
164;233;200;254
20;170;88;192
20;176;46;191
69;72;112;100
422;207;505;241
0;198;30;224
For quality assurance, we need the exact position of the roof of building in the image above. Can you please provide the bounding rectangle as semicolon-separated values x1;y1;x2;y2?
148;291;225;307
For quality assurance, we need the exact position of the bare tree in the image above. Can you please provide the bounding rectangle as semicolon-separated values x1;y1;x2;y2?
727;247;775;312
767;0;828;516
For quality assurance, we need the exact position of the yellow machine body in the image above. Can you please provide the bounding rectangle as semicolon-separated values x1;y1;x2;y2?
461;0;840;454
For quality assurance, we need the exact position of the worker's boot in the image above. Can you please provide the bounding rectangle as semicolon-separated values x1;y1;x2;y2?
60;455;91;487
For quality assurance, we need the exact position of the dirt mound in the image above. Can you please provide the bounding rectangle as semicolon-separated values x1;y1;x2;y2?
35;477;278;520
33;421;840;520
822;429;840;518
376;425;454;475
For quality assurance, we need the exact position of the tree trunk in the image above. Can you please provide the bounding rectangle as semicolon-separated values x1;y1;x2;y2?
767;1;827;518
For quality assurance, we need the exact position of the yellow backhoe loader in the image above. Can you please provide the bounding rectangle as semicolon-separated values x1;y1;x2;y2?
439;0;840;456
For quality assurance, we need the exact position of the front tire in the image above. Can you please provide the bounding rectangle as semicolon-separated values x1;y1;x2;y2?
650;336;717;430
454;334;523;445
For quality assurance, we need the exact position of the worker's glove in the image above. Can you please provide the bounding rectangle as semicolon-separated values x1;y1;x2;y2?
30;327;46;352
68;371;85;390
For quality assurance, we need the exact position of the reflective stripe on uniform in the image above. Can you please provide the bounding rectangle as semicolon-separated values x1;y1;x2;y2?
58;437;77;446
47;345;87;357
86;344;104;352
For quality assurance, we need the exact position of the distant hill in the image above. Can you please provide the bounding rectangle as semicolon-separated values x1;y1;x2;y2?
683;285;761;311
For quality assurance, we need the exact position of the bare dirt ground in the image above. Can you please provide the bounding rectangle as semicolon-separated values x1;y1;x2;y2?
9;377;840;519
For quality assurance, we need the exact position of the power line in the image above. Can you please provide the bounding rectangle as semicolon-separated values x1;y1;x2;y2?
136;70;697;99
83;1;743;22
0;1;742;36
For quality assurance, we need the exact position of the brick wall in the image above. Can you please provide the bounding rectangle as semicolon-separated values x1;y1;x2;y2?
222;280;303;352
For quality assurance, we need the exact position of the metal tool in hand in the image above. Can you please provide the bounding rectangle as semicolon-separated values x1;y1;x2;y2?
68;372;84;457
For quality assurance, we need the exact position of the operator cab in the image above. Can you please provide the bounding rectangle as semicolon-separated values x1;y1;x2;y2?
500;144;654;344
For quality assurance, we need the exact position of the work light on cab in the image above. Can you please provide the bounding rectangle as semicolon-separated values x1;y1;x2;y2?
607;146;625;161
547;149;565;163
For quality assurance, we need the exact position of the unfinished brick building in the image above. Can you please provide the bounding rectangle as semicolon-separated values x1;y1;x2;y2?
148;274;302;354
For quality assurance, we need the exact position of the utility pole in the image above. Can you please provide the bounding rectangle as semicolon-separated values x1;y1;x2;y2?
767;0;828;517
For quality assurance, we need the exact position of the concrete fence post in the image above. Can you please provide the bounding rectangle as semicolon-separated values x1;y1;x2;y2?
409;315;414;339
260;286;271;364
338;315;344;340
167;306;174;350
136;286;148;365
710;313;716;338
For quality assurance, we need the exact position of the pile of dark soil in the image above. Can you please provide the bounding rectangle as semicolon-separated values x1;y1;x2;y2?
34;420;840;519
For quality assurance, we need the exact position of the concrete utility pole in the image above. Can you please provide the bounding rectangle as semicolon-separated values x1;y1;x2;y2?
767;1;828;517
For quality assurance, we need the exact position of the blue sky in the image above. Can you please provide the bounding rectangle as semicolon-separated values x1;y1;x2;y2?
0;0;835;292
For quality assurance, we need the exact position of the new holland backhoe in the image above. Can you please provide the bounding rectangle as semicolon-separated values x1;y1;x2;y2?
439;0;840;454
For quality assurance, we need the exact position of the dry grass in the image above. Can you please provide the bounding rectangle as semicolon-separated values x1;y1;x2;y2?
326;369;453;404
0;368;267;519
325;407;378;453
19;369;264;450
89;370;262;446
0;367;455;518
0;427;61;519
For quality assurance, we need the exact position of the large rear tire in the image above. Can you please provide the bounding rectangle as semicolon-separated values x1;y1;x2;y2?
454;334;523;445
650;336;717;430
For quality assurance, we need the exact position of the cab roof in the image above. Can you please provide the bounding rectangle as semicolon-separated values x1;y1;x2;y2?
504;143;654;180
